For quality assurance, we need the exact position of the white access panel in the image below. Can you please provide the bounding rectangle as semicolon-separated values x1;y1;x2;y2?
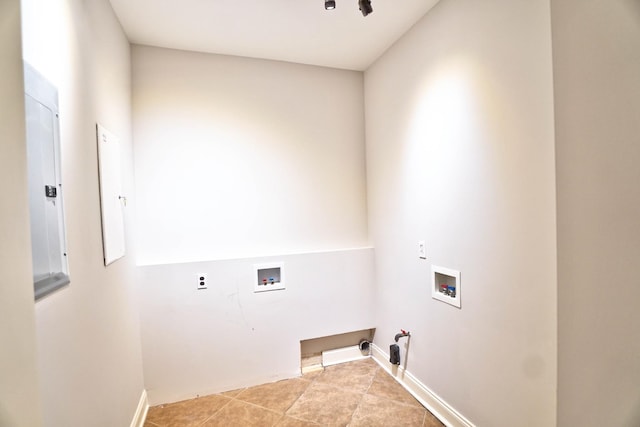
96;124;125;265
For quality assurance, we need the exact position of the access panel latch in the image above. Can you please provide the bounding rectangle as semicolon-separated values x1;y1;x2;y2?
45;185;57;198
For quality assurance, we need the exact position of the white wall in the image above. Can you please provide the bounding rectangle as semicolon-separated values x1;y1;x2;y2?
0;0;43;425
132;45;374;406
21;0;145;425
132;45;369;265
365;0;557;425
137;248;375;405
552;0;640;425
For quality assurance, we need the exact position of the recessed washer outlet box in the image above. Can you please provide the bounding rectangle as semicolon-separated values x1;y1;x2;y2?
432;265;461;308
254;262;285;293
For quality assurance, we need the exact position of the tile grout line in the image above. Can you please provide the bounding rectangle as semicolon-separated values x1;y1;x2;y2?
346;365;379;426
196;392;238;426
226;398;284;419
282;376;315;412
194;373;318;427
311;367;379;396
279;372;322;425
220;380;313;427
370;367;433;410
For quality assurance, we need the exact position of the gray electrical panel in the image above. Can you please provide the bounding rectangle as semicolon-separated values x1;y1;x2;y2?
24;62;70;300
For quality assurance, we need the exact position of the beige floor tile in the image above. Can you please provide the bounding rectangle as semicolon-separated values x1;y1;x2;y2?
301;369;323;381
143;358;446;427
350;393;426;427
235;377;311;413
201;399;282;427
145;394;231;427
285;382;362;426
274;416;321;426
314;358;378;393
221;388;245;398
367;369;423;407
423;411;446;427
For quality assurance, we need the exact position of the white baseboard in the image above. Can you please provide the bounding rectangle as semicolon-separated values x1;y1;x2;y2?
130;389;149;427
322;345;369;367
371;344;475;427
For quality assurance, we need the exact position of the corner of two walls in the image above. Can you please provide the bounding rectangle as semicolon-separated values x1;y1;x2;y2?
131;45;374;404
20;0;145;425
133;4;562;425
0;0;42;425
364;0;557;426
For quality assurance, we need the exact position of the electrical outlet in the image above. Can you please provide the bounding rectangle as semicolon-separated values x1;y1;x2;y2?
197;274;207;290
418;241;427;259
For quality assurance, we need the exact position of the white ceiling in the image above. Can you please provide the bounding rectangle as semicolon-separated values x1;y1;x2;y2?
108;0;440;71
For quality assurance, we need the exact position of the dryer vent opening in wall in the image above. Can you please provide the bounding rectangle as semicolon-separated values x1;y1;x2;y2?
254;262;285;293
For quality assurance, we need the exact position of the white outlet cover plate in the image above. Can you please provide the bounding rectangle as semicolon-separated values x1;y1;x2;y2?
197;273;207;290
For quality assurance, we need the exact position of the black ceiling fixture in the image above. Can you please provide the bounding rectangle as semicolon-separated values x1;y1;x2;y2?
324;0;373;17
358;0;373;16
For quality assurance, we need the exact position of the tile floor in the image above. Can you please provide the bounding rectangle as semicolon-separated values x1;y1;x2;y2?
144;358;444;427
